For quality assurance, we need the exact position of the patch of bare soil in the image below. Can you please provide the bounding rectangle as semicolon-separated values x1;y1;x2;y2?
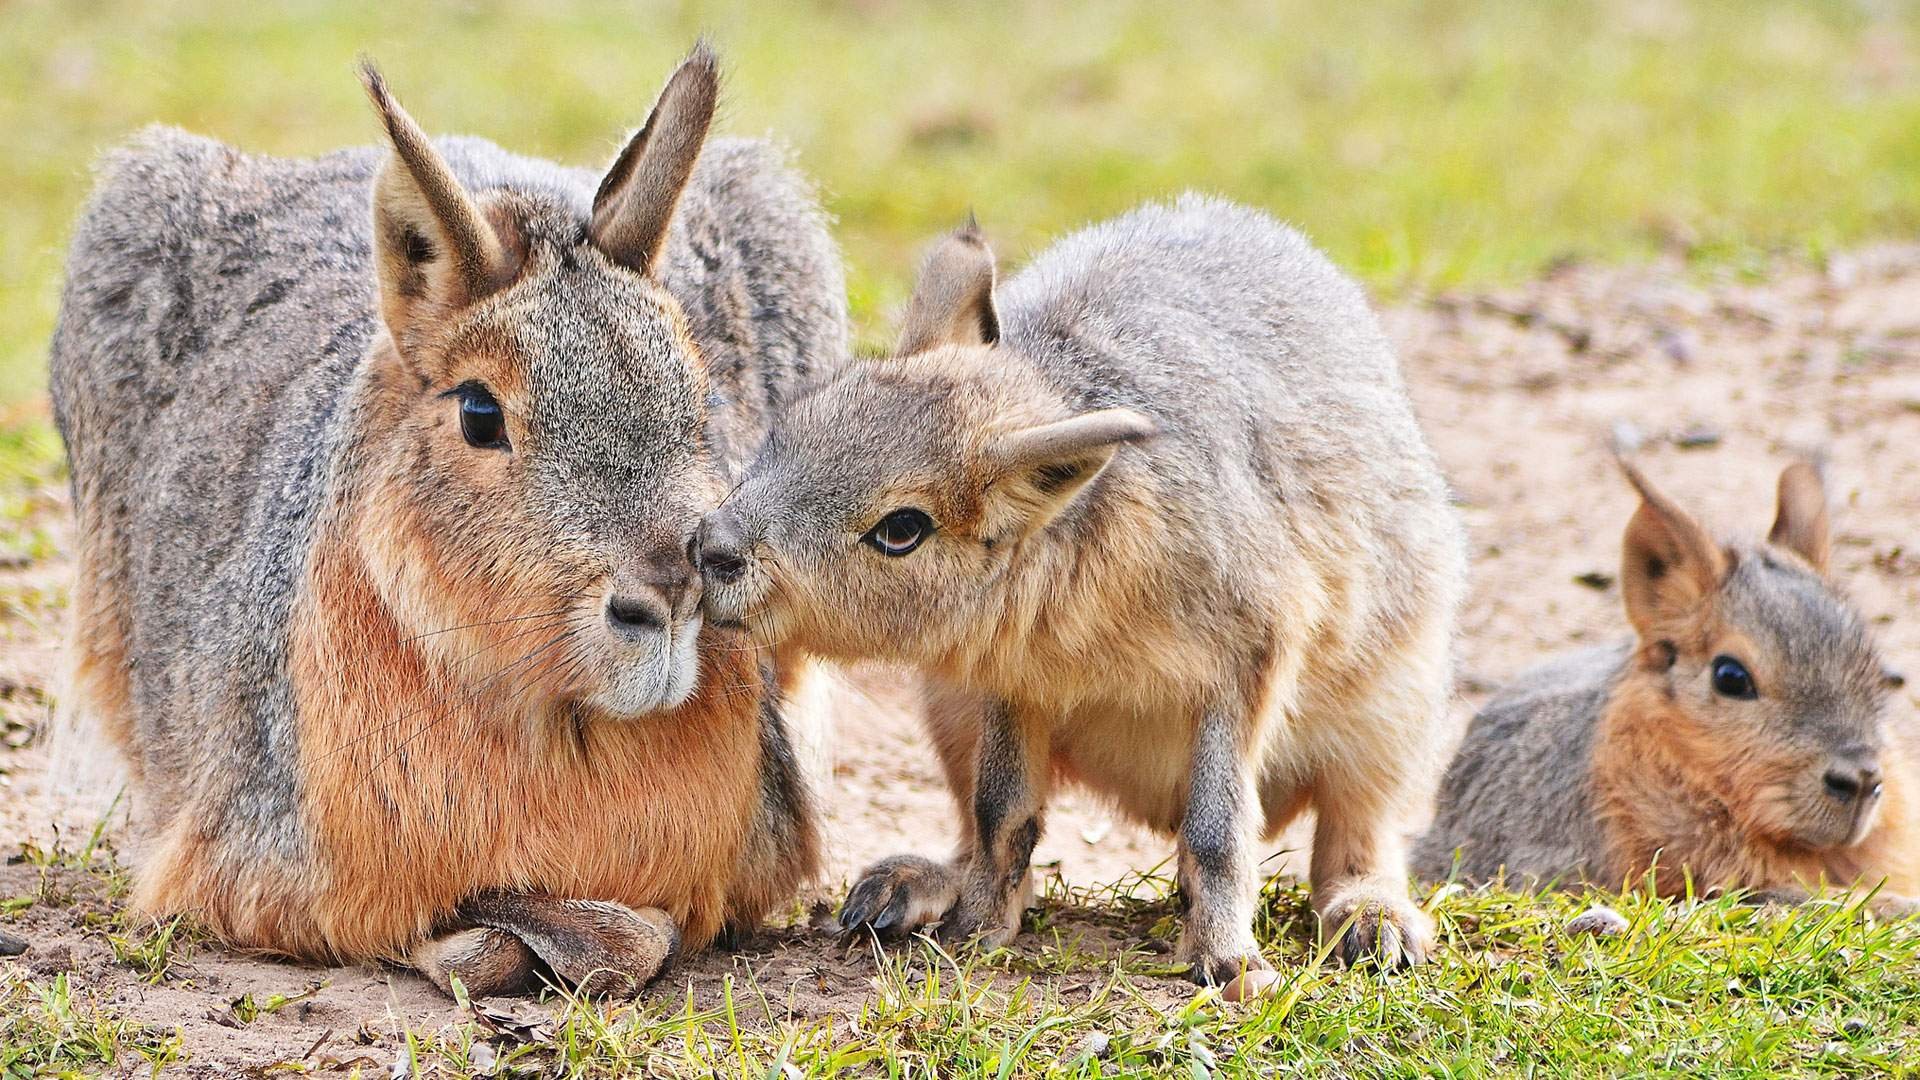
4;245;1920;1072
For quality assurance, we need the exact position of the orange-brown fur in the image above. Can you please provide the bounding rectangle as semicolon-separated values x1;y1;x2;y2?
1594;627;1920;903
126;511;778;963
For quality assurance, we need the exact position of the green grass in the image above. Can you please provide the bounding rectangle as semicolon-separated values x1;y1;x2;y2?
8;0;1920;402
372;877;1920;1077
2;833;188;1078
11;824;1918;1075
0;972;184;1077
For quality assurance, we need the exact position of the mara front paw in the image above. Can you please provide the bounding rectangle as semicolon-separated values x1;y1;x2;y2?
930;899;1020;949
1178;938;1272;987
931;881;1027;950
839;854;962;940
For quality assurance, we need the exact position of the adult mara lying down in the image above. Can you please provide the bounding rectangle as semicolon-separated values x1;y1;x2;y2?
48;45;843;996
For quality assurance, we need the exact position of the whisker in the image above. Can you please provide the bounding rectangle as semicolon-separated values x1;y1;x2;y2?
314;617;576;760
403;606;577;643
707;635;787;655
360;631;575;778
442;616;573;673
319;620;571;760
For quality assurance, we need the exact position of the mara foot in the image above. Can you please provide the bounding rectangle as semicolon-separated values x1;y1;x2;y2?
1178;937;1273;988
410;925;539;999
838;854;962;940
456;891;680;999
1317;885;1433;970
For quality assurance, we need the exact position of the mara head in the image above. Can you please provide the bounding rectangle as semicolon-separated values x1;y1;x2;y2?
1614;459;1904;852
345;47;725;719
694;222;1153;665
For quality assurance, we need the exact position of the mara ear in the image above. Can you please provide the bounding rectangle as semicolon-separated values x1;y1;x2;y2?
1768;461;1831;574
590;42;719;278
894;219;1000;358
982;408;1155;538
359;61;510;343
1618;459;1729;643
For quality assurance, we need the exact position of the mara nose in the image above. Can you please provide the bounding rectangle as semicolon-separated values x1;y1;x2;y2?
1823;759;1884;805
605;592;669;637
695;513;749;585
606;548;697;638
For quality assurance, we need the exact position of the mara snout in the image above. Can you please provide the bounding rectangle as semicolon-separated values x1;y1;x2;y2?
693;504;766;629
592;537;708;715
1804;747;1885;849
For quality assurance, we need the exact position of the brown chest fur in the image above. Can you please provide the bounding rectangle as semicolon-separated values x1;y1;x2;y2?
137;540;767;963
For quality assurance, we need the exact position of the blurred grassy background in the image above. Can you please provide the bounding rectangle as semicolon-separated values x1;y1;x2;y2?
5;0;1920;414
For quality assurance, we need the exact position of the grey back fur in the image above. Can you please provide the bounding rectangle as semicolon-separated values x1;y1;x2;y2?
723;194;1463;667
1412;643;1628;884
998;195;1455;600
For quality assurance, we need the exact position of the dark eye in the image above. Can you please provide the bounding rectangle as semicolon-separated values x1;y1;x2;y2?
1711;655;1757;700
452;383;509;450
863;509;933;557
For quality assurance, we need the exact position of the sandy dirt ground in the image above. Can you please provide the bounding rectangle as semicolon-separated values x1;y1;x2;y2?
3;244;1919;1072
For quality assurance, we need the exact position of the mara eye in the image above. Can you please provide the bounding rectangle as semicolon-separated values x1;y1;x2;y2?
1711;655;1757;700
451;382;509;450
863;508;934;557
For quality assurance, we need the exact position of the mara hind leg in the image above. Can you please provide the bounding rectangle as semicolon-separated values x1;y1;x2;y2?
443;891;681;999
839;679;987;939
1306;631;1450;969
411;926;541;999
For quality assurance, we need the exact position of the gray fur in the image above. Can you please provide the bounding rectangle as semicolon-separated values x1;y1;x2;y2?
51;114;842;906
705;195;1465;975
1715;547;1887;757
1412;643;1627;884
721;195;1461;664
1000;197;1453;586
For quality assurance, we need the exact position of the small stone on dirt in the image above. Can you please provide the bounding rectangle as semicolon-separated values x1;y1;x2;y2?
1566;904;1629;937
1221;969;1282;1002
1671;425;1722;449
1656;326;1695;365
0;929;25;956
1064;1031;1111;1065
1574;570;1615;590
